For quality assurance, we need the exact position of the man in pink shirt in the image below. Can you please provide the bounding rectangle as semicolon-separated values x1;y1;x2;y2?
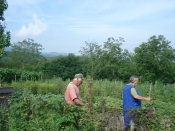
65;73;85;106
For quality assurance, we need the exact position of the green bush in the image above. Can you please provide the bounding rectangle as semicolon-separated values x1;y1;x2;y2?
0;91;99;131
0;68;43;83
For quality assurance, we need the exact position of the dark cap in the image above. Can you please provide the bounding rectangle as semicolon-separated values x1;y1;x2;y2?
74;73;85;80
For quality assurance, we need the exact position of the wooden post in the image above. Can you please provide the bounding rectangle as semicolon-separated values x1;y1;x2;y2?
117;114;123;129
130;120;135;131
113;109;117;131
107;113;112;131
102;101;105;117
149;83;152;97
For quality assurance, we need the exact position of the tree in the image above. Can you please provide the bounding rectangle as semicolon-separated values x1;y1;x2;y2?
41;54;84;80
79;41;101;78
9;38;44;70
134;35;175;83
80;37;134;81
117;51;137;82
0;0;11;58
97;37;125;80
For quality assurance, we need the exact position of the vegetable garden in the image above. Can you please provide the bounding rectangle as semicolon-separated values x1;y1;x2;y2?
0;76;175;131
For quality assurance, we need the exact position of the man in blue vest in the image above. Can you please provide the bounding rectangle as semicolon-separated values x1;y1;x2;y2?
123;75;151;130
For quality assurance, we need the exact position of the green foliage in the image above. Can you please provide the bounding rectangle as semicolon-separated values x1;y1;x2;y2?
0;109;8;130
1;35;175;84
80;37;134;81
0;0;11;59
0;91;99;131
79;41;102;78
133;101;175;130
9;38;44;70
95;37;125;80
0;0;8;21
0;68;43;83
41;53;84;80
134;35;175;83
10;77;69;95
138;81;175;105
1;78;175;130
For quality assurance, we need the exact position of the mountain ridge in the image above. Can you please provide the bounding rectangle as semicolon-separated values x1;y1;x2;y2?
5;47;68;57
41;52;68;57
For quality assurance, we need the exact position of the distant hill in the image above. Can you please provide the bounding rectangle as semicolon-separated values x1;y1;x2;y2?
41;52;68;57
5;47;68;57
5;47;12;51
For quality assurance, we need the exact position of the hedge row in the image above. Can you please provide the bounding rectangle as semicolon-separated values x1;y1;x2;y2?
0;68;43;83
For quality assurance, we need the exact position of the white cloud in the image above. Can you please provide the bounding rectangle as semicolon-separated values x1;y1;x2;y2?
16;14;48;37
6;0;175;53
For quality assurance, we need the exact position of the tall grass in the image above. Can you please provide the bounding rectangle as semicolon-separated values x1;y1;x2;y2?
4;77;175;105
2;77;175;130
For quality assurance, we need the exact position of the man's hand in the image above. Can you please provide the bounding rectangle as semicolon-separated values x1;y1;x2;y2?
84;103;89;108
146;97;151;102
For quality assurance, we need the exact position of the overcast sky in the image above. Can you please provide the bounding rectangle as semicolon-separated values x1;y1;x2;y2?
3;0;175;55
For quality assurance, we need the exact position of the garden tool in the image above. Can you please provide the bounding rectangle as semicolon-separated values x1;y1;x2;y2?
149;83;152;97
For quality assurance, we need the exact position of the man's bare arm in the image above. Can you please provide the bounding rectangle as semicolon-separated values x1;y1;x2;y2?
131;88;151;101
73;98;84;106
134;95;151;101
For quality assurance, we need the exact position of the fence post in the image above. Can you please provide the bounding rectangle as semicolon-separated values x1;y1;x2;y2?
107;113;112;131
102;100;105;117
113;109;117;131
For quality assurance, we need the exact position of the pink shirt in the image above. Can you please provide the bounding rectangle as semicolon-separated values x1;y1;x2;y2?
64;82;80;105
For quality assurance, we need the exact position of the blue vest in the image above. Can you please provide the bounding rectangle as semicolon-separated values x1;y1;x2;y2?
123;84;141;110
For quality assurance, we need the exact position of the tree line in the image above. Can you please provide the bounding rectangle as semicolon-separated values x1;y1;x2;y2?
0;35;175;84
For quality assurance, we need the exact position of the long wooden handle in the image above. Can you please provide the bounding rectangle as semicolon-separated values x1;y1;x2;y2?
149;83;152;97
